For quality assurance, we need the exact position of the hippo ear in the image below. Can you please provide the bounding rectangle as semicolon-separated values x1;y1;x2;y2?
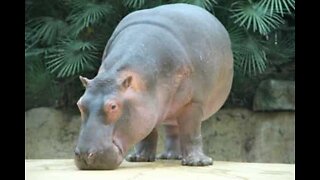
121;76;132;89
79;76;90;88
119;72;145;91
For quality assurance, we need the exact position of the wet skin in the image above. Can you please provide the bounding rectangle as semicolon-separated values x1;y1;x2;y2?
74;3;233;170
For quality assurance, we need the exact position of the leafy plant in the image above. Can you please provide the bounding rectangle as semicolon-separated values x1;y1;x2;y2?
67;1;113;36
123;0;146;9
45;39;99;77
226;0;294;75
259;0;295;15
229;26;267;75
25;58;61;110
264;30;295;64
230;1;284;35
176;0;217;11
27;17;68;45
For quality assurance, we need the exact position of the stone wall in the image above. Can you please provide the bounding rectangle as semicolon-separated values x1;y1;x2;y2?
200;108;294;163
25;107;294;163
25;108;80;158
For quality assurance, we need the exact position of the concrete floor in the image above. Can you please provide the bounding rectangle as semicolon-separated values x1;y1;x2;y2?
26;159;294;180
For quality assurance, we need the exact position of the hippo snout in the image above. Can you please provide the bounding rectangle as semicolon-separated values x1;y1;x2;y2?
74;144;123;170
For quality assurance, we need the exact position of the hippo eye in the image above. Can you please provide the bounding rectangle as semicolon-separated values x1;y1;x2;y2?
104;101;121;123
105;101;118;112
111;104;117;110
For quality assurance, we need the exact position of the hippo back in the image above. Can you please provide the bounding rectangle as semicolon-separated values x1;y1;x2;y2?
103;3;233;120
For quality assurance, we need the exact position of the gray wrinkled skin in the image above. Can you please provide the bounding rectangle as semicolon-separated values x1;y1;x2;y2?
74;3;233;170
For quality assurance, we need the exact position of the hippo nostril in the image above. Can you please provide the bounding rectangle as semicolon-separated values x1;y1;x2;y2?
86;150;97;165
87;149;97;159
88;152;94;159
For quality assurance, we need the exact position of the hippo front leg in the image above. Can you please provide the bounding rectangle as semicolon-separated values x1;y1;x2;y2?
157;124;182;160
126;128;158;162
178;103;213;166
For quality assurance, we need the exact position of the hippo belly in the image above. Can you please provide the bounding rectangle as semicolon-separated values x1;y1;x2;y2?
75;3;233;170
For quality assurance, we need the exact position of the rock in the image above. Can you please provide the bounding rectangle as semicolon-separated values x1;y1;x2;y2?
202;108;254;162
202;108;295;163
253;79;295;111
25;107;81;159
246;112;295;163
25;107;295;163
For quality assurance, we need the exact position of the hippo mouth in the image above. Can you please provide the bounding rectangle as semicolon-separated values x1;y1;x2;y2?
74;142;124;170
112;139;124;158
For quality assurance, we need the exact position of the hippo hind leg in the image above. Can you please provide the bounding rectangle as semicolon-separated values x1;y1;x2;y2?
178;102;213;166
157;124;182;160
126;128;158;162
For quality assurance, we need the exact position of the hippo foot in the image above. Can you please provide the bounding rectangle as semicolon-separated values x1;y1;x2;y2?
126;153;156;162
157;151;182;160
181;154;213;166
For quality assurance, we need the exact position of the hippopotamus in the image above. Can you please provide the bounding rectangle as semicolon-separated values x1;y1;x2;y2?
74;3;233;170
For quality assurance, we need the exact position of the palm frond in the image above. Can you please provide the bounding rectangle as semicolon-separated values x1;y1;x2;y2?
176;0;217;10
45;39;99;78
25;59;59;97
25;59;61;109
259;0;295;16
265;30;295;64
231;1;284;35
67;0;89;11
25;47;56;59
26;17;68;45
228;27;268;76
228;25;247;44
67;2;112;36
25;48;46;58
122;0;145;9
25;27;36;50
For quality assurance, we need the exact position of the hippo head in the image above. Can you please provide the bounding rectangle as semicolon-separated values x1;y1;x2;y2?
74;71;157;170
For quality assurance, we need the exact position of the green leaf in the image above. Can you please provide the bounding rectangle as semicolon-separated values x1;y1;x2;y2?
259;0;295;16
265;30;295;64
67;2;112;37
122;0;145;8
231;1;285;35
228;26;268;76
45;39;99;78
26;17;68;45
175;0;217;10
25;59;60;103
25;48;46;58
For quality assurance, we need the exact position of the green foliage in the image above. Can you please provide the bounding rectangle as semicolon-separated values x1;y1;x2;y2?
264;30;295;64
25;58;61;110
231;1;284;35
177;0;217;10
45;39;99;77
67;1;113;36
123;0;145;9
225;0;294;75
25;0;295;109
26;60;55;95
229;27;267;75
259;0;295;15
26;17;68;45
